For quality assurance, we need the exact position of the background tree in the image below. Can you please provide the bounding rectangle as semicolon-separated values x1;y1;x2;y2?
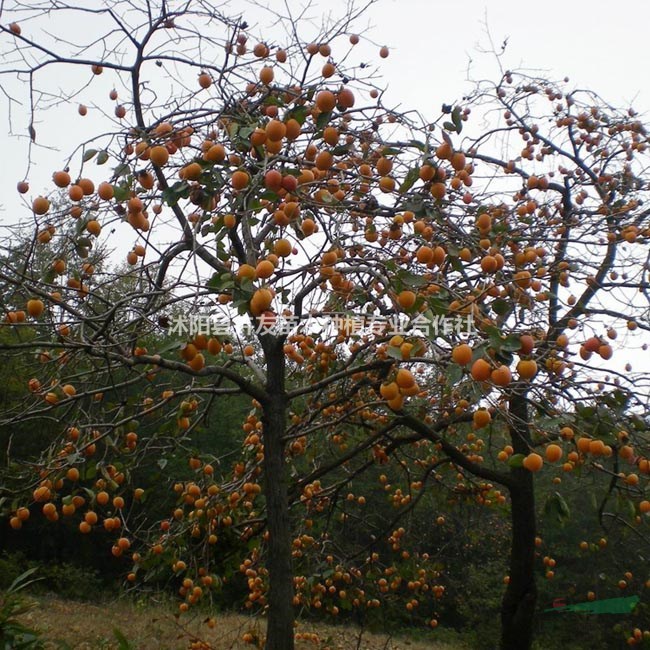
1;3;649;650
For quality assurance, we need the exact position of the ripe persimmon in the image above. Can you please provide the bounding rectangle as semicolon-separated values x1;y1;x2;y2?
149;145;169;166
250;288;273;316
86;220;101;236
26;299;45;318
266;119;286;142
285;119;301;140
188;353;205;371
519;334;535;355
545;444;563;463
387;394;404;411
480;255;498;273
205;144;226;162
473;409;491;429
264;169;283;191
259;66;274;85
315;151;333;171
451;343;473;366
416;246;434;264
338;88;355;108
256;260;275;279
491;365;512;387
379;176;395;193
97;182;114;200
397;290;416;310
516;359;538;380
376;157;392;176
237;264;256;281
274;239;293;257
395;368;416;389
32;196;50;215
315;90;336;112
321;62;335;78
523;452;543;472
52;171;71;188
77;177;94;195
430;182;446;200
471;358;491;381
301;218;316;236
435;142;452;160
379;382;400;400
231;170;250;190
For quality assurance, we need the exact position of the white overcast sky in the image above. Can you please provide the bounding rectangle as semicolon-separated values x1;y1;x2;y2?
1;0;648;218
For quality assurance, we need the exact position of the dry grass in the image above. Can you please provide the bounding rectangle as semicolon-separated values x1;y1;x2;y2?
17;594;464;650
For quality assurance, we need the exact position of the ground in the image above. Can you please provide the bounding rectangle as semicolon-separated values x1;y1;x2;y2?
18;594;465;650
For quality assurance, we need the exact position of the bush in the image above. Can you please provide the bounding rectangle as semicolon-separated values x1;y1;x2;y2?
0;568;45;650
0;552;105;600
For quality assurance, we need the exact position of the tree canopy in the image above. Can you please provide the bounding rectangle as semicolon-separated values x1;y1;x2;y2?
1;2;649;649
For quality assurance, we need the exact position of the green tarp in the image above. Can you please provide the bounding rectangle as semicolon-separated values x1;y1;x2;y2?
545;596;639;614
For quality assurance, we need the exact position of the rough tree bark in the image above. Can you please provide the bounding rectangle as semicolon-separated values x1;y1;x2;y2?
260;333;295;650
500;390;537;650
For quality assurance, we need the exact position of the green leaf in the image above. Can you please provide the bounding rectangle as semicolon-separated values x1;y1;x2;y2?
112;184;130;202
42;267;56;284
443;121;458;133
544;492;570;524
427;297;448;316
502;334;523;352
445;363;463;386
330;144;352;157
316;111;332;130
451;106;463;134
265;95;285;107
82;148;98;162
113;163;130;177
162;181;190;207
113;627;135;650
484;326;506;350
409;139;427;152
491;298;511;316
399;271;429;288
7;567;44;595
576;405;596;421
238;126;254;143
494;350;514;365
96;150;109;165
387;346;403;360
399;167;419;194
508;454;524;468
287;106;309;125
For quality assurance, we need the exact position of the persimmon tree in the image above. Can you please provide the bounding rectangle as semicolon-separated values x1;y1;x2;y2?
1;2;650;650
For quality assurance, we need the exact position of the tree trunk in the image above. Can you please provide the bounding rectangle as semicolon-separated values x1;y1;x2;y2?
500;391;537;650
260;335;295;650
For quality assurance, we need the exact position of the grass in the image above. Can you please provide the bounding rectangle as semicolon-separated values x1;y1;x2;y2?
17;593;466;650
